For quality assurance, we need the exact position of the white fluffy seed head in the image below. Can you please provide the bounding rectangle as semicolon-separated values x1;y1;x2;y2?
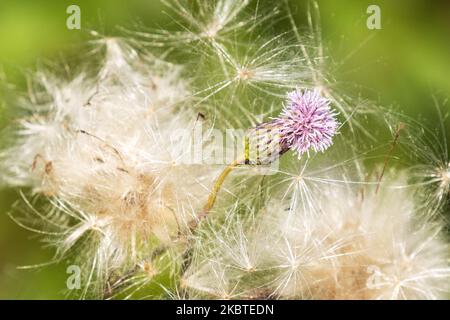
0;37;222;295
182;173;450;300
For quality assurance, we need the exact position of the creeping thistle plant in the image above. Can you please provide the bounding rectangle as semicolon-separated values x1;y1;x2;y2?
0;0;449;299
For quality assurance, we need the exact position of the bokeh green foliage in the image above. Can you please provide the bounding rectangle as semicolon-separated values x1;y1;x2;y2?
0;0;449;299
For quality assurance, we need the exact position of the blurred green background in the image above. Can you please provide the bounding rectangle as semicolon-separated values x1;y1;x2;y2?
0;0;449;299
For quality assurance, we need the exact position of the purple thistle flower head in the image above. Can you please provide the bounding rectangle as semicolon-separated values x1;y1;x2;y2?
275;89;339;157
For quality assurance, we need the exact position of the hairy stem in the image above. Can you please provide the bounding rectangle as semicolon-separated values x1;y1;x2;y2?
189;160;240;229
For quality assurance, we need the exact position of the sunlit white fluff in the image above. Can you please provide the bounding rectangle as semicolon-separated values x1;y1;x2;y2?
0;37;221;297
137;0;275;46
182;173;450;300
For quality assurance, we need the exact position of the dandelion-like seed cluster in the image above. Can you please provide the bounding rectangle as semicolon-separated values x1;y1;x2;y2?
183;175;450;299
0;0;448;300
